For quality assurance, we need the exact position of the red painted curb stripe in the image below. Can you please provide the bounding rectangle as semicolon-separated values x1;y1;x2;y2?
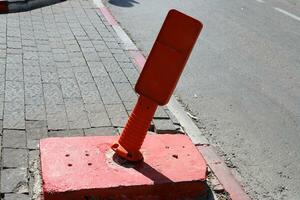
99;7;118;26
197;145;251;200
129;50;146;71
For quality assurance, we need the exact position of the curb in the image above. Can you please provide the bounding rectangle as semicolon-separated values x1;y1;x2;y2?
93;1;251;200
0;0;64;13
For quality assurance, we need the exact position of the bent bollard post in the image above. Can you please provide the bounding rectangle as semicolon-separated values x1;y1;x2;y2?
111;9;203;161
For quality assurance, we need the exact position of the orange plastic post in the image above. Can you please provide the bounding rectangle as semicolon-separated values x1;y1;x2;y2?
111;9;203;161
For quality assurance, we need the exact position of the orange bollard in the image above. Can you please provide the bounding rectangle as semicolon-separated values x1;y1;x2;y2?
111;9;203;161
111;95;157;161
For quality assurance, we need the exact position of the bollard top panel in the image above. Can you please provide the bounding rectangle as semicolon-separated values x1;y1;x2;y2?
135;9;203;105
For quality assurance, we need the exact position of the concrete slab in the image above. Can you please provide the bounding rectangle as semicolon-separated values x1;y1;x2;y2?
40;134;207;200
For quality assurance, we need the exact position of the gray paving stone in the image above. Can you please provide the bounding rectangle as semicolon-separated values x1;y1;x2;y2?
23;51;39;60
74;71;94;83
43;83;64;105
27;139;40;150
83;52;101;62
114;82;137;103
47;111;69;130
101;57;120;72
105;103;128;127
70;54;87;66
7;48;22;55
78;82;101;104
122;67;139;85
5;68;23;81
87;61;108;77
0;95;3;119
154;107;170;119
65;98;90;129
113;52;131;63
57;67;74;78
7;40;22;49
3;102;25;129
60;78;81;99
97;50;113;58
153;119;180;133
25;104;46;120
4;194;31;200
26;125;48;141
2;130;26;148
7;54;22;64
0;80;5;95
0;168;28;193
108;70;128;83
94;76;121;104
24;65;41;77
123;101;135;112
85;102;111;127
92;40;108;52
165;109;180;125
2;148;28;168
41;71;59;83
26;120;46;128
84;126;118;136
22;39;36;47
5;81;25;103
24;82;44;105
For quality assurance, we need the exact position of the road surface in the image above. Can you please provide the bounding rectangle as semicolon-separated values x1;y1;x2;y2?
103;0;300;199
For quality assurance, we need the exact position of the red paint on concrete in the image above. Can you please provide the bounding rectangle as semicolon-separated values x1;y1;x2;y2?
197;145;251;200
99;7;118;26
0;1;8;13
129;50;146;71
40;134;208;200
135;10;203;106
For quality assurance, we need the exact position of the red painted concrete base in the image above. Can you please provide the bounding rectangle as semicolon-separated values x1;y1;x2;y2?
40;134;207;200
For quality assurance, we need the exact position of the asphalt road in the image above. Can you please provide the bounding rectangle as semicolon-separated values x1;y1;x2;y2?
103;0;300;199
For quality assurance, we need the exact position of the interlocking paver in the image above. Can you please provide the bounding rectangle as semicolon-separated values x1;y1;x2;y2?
94;76;121;104
114;82;137;103
2;148;28;168
0;168;28;193
4;194;31;200
105;103;128;127
2;130;27;148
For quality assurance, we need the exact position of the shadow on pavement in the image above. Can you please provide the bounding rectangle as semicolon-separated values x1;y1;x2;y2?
0;0;65;14
108;0;139;7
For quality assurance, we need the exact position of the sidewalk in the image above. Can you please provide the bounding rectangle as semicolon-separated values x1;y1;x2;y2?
0;0;180;198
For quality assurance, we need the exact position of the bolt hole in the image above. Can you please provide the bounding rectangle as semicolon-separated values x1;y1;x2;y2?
88;163;92;166
182;146;185;148
165;146;170;149
112;143;119;149
146;106;150;110
85;153;89;156
68;164;72;167
65;154;70;157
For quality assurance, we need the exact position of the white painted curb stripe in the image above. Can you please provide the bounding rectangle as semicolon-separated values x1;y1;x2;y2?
112;25;138;51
